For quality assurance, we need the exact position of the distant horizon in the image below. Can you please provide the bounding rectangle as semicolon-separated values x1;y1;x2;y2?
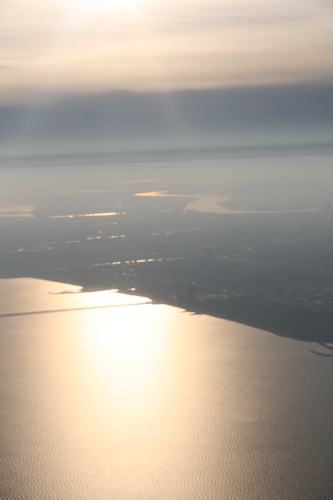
1;82;332;159
1;139;332;166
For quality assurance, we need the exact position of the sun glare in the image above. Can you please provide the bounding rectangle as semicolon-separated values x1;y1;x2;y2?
79;304;168;408
65;0;144;15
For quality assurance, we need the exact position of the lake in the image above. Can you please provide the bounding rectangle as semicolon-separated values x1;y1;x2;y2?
0;277;332;499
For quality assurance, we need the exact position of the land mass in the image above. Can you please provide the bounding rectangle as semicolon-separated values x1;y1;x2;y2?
1;171;332;345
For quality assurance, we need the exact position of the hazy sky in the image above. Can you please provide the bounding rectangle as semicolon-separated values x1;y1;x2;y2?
1;0;332;157
1;0;332;102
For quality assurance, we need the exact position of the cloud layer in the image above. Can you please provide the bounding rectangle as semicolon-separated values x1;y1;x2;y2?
1;0;332;101
1;83;332;157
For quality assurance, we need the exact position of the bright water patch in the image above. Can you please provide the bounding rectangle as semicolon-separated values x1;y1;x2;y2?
0;279;332;499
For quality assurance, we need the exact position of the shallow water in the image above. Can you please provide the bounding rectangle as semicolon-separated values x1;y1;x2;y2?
0;278;332;499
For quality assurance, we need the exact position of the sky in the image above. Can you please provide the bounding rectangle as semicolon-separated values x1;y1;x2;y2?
0;0;332;156
1;0;332;101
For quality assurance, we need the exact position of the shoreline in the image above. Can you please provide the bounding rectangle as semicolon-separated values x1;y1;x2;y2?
136;191;321;215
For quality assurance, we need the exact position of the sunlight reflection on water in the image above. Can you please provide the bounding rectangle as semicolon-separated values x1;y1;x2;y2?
0;278;332;499
81;305;165;401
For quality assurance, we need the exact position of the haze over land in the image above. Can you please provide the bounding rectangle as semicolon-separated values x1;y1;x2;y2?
1;154;332;344
1;0;332;346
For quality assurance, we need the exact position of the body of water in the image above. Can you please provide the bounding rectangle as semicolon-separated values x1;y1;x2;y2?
1;278;332;499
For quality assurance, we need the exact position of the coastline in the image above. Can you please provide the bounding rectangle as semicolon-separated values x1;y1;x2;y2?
136;191;322;215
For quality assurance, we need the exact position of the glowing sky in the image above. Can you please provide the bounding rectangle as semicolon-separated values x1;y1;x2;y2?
1;0;332;102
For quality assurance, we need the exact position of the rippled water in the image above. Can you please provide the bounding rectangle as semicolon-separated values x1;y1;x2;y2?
0;278;332;499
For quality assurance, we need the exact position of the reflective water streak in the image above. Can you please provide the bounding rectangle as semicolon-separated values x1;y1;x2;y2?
48;212;126;218
135;191;321;215
0;204;34;218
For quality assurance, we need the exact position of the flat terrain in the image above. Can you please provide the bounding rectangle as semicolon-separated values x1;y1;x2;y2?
1;156;332;346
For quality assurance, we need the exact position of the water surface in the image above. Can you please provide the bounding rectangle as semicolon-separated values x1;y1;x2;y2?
1;278;332;499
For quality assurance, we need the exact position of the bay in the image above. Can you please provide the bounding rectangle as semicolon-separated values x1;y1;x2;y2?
0;278;332;499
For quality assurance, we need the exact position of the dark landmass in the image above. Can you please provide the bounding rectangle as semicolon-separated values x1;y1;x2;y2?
1;166;332;346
